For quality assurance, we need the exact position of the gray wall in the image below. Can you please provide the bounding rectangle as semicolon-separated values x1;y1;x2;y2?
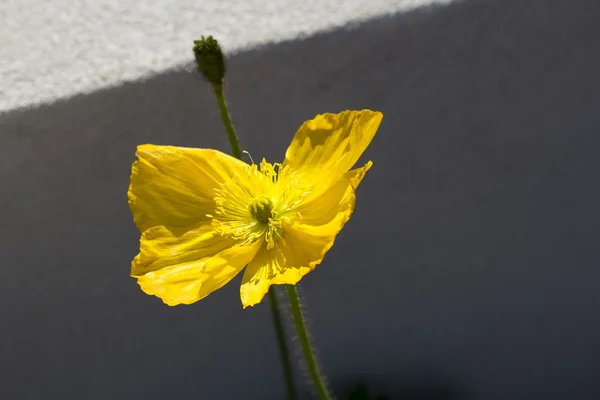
1;0;599;399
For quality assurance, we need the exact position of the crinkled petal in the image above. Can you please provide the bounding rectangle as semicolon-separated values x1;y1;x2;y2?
239;163;371;308
294;161;371;226
240;241;312;308
282;110;381;200
133;224;262;306
128;144;250;232
131;224;236;277
345;161;373;190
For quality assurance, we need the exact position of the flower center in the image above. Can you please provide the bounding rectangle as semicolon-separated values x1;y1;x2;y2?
248;196;274;224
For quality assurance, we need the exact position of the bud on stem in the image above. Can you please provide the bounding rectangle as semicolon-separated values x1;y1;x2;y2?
193;35;225;85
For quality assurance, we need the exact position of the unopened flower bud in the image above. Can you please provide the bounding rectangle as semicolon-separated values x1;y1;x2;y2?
193;36;225;85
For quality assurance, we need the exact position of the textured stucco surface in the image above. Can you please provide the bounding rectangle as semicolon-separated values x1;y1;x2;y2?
0;0;450;111
1;0;600;399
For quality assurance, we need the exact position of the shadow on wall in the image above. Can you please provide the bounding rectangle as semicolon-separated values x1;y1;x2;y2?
1;0;600;399
340;371;468;400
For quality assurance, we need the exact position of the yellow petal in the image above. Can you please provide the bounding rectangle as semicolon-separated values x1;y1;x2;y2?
128;144;249;232
282;110;382;200
240;241;312;308
346;160;373;190
131;224;236;277
134;225;262;306
294;161;371;226
239;163;371;308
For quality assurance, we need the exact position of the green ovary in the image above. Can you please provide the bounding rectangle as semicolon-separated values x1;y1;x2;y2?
248;196;275;224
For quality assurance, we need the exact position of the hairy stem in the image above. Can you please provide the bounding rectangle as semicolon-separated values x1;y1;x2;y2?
286;285;332;400
212;84;242;159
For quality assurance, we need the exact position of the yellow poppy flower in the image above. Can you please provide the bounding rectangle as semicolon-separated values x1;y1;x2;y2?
128;110;383;308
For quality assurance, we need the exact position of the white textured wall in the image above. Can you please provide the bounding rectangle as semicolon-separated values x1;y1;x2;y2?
1;0;450;111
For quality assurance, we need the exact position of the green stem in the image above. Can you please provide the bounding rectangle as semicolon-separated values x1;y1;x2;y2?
286;285;333;400
212;83;242;159
269;288;297;400
210;82;296;400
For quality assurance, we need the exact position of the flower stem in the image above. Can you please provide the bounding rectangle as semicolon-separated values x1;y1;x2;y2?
269;287;297;400
286;285;333;400
210;82;297;400
212;83;242;159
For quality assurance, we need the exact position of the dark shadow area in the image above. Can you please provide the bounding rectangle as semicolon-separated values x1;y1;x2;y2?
340;371;469;400
1;0;600;399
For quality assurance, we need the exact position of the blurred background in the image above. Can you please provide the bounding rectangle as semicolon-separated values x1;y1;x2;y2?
1;0;599;399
